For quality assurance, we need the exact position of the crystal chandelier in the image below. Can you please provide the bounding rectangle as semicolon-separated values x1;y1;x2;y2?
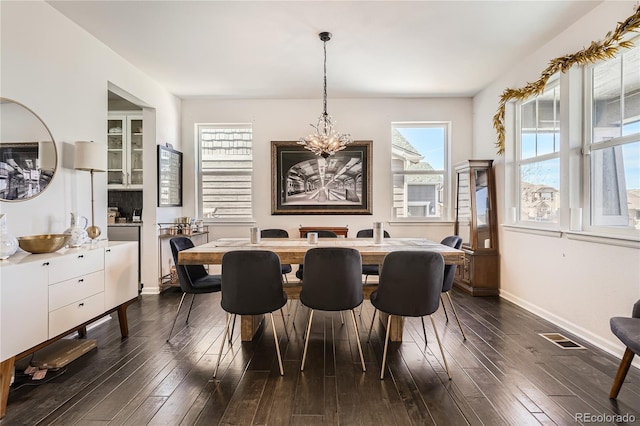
298;32;352;158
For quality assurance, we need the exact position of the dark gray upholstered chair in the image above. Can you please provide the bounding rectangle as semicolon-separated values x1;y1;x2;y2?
167;237;222;342
213;250;289;377
438;235;466;340
295;230;338;280
356;228;391;284
261;228;292;283
300;247;366;372
609;299;640;399
367;251;451;380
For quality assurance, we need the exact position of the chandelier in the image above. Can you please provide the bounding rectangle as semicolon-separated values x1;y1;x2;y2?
298;32;352;158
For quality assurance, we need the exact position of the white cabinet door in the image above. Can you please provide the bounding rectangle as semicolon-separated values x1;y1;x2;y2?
104;242;138;311
0;261;48;361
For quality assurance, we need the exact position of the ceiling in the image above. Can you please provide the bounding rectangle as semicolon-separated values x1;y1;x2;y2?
48;1;604;100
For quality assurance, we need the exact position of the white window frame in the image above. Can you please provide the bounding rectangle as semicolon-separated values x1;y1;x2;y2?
583;41;640;236
391;122;450;221
196;123;254;223
514;77;562;229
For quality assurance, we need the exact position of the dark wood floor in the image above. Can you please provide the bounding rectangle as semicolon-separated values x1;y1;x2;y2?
4;288;639;425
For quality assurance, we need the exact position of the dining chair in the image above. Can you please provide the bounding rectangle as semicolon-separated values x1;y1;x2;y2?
356;228;391;284
295;230;338;280
261;228;292;283
300;247;366;372
437;235;466;340
213;250;289;377
167;237;222;342
609;299;640;399
367;251;451;380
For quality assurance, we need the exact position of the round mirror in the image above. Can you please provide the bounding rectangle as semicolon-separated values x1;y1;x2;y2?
0;97;57;201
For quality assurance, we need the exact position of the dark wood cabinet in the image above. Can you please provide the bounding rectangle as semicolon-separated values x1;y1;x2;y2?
453;160;500;296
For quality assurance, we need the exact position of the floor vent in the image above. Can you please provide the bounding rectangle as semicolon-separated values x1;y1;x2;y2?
539;333;586;350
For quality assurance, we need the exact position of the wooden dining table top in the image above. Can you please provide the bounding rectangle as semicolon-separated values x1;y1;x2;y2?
178;237;465;265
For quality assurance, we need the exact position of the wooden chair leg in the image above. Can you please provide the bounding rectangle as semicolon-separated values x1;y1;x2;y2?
213;313;232;378
350;309;366;372
270;313;284;375
380;315;392;379
430;315;451;380
610;347;635;399
367;309;377;342
301;310;315;371
166;292;187;342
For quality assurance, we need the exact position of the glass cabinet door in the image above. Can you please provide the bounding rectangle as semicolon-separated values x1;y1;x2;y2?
456;170;471;246
128;117;143;186
474;169;493;249
107;118;125;185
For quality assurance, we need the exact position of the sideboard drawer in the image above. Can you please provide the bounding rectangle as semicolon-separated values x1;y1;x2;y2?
49;292;105;337
49;270;104;311
48;249;104;284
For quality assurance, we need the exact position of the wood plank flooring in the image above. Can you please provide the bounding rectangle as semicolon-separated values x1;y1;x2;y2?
4;288;639;425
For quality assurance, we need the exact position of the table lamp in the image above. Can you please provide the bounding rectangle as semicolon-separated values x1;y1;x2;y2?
74;141;106;241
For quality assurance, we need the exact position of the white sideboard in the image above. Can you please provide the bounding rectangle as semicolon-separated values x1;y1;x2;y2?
0;241;138;419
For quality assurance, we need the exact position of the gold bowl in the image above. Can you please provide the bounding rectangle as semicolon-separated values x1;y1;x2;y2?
17;234;71;254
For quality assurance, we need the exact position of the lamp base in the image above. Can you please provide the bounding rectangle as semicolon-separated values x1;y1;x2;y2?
87;225;101;240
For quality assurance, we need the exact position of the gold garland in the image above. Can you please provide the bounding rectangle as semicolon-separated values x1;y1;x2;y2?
493;4;640;155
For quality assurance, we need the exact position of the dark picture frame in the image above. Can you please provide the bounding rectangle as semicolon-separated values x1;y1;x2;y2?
271;140;372;215
157;145;183;207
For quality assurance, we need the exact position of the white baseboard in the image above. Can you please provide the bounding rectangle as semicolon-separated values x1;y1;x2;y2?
141;286;161;295
500;289;640;369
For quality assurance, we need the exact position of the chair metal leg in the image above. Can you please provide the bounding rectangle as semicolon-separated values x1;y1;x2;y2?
283;273;289;284
270;313;284;375
340;311;345;325
364;274;369;284
445;292;466;340
421;317;427;345
185;293;197;324
166;292;187;342
301;310;315;371
380;315;392;379
228;314;237;344
610;347;635;399
280;308;290;341
350;309;366;372
213;312;232;378
367;309;377;342
430;315;451;380
440;295;449;323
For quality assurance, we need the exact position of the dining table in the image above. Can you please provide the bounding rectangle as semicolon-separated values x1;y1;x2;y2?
178;237;465;342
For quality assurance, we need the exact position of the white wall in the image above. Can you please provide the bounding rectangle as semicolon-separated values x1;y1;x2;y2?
472;1;640;361
181;97;473;241
0;1;181;291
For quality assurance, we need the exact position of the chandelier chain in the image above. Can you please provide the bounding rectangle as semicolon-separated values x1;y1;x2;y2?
297;31;353;158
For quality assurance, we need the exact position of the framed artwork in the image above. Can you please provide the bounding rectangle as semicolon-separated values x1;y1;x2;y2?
157;144;183;207
271;140;372;215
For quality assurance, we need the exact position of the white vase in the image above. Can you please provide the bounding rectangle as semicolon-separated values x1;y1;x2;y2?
64;212;89;247
0;214;18;260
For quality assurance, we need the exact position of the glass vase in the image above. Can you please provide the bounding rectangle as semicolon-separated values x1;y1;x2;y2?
0;214;19;260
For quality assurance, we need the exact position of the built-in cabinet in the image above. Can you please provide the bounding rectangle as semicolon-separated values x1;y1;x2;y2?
0;242;138;419
107;112;143;189
453;160;500;296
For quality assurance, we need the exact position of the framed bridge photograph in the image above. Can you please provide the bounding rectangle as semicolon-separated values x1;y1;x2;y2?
271;140;372;215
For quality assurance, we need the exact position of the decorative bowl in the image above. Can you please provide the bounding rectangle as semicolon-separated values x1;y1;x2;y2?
17;234;71;254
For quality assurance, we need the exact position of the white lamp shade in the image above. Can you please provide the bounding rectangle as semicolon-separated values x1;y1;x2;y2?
74;141;106;172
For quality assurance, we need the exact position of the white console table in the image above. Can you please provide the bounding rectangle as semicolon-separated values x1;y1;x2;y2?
0;241;138;419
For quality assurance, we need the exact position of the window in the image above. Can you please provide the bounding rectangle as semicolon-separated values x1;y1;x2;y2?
196;124;253;221
516;78;561;225
391;122;448;219
587;43;640;231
